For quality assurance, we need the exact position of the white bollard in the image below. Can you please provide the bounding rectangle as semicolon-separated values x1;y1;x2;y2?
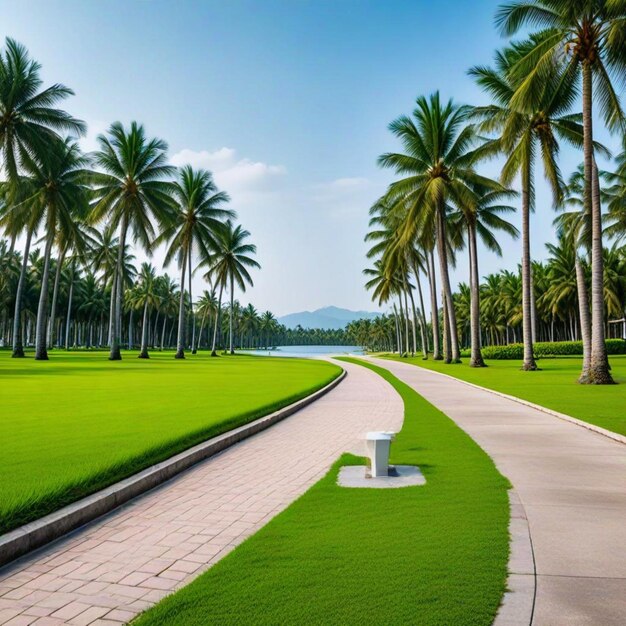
365;431;396;477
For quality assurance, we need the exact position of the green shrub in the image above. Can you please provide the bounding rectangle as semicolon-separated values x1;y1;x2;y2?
462;339;626;360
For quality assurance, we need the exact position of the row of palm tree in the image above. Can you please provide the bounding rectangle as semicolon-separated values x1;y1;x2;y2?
0;38;263;361
364;0;626;384
0;239;358;352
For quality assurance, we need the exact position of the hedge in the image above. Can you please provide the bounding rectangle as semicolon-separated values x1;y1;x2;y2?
459;339;626;360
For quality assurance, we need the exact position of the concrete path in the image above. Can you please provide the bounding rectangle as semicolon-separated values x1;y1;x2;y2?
369;357;626;626
0;361;403;625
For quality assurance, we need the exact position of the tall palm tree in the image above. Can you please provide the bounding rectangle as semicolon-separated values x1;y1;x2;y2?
132;263;159;359
90;121;175;360
378;92;498;362
496;0;626;382
364;259;404;353
195;288;218;351
202;221;260;356
47;218;94;349
11;138;90;359
469;39;585;370
0;38;85;357
449;185;519;366
156;165;233;359
154;274;178;350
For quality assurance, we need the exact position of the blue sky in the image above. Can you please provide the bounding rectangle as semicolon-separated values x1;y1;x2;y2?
3;0;619;316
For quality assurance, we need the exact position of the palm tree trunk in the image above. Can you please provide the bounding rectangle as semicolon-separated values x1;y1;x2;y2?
468;222;485;367
175;248;188;359
11;228;33;358
397;295;406;356
530;268;537;344
575;255;591;377
229;273;235;354
107;274;115;347
402;284;412;356
110;217;128;360
411;260;429;356
442;289;451;364
65;263;75;350
427;248;442;360
392;302;401;354
48;248;66;349
407;281;419;357
211;282;224;356
521;158;537;371
139;301;149;358
160;317;167;351
188;249;197;354
580;65;612;382
35;230;55;360
436;203;460;362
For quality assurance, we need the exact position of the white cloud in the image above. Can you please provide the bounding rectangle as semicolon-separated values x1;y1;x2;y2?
170;147;286;194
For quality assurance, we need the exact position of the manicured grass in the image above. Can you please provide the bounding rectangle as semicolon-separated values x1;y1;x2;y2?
136;358;510;626
382;354;626;437
0;350;340;534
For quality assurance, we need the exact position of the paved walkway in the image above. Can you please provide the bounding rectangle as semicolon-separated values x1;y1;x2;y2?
369;357;626;626
0;361;403;625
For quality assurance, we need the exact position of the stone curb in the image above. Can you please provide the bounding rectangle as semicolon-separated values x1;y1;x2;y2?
494;490;536;626
393;361;626;446
0;369;346;568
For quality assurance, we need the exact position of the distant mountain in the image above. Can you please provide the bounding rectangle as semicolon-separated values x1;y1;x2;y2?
278;306;379;330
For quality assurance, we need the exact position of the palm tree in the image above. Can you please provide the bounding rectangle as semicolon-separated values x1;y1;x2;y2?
90;226;119;345
449;185;519;366
77;272;107;348
132;263;159;358
496;0;626;382
47;218;94;349
259;310;277;349
195;288;218;351
156;165;233;359
90;121;175;360
378;92;498;362
154;274;179;350
202;221;260;356
469;39;585;370
0;38;85;357
240;303;260;348
364;259;404;353
11;139;90;359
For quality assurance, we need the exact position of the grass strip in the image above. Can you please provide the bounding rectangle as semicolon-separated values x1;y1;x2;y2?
0;351;340;534
135;357;510;626
381;354;626;437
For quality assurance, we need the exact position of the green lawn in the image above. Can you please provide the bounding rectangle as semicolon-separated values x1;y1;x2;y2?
136;358;510;626
381;354;626;437
0;350;340;534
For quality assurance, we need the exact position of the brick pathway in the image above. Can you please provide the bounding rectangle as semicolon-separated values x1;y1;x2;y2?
370;357;626;626
0;360;403;625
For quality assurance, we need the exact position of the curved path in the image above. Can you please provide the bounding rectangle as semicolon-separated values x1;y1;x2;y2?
0;361;403;625
369;357;626;626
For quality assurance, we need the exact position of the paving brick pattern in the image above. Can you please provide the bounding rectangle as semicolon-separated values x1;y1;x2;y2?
0;361;403;625
371;357;626;626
